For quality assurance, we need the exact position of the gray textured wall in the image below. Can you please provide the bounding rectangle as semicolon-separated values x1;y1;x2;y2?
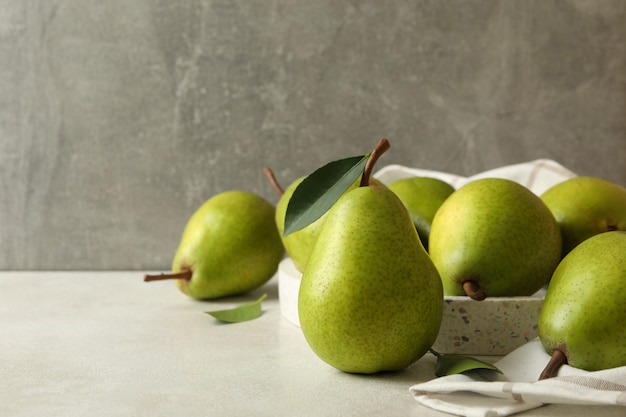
2;0;625;270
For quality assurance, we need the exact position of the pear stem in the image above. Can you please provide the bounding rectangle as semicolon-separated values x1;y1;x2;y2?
428;348;442;358
262;166;284;196
463;280;487;301
538;349;568;380
144;270;192;282
360;138;391;187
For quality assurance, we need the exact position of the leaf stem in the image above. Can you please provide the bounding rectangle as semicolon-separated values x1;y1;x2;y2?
429;348;441;358
360;138;391;187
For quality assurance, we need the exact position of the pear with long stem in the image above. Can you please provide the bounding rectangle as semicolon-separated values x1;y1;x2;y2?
298;139;444;373
144;190;284;299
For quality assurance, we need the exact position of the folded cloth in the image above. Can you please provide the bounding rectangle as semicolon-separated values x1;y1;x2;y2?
375;158;577;195
409;338;626;417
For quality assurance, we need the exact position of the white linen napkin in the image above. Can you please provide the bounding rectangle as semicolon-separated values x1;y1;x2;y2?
374;158;577;195
409;338;626;417
386;160;625;415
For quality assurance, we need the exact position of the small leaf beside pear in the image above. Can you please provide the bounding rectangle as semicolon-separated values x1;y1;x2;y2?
430;349;503;377
205;294;268;323
283;154;369;236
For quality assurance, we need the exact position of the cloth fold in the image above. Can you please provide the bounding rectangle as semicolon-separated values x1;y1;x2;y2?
375;158;577;195
409;339;626;417
376;159;626;415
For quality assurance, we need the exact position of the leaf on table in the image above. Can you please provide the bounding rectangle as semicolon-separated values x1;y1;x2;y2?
283;154;369;236
430;349;503;377
205;294;268;323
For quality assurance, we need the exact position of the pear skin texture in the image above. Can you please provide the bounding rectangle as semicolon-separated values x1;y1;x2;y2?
298;183;444;374
172;191;284;299
388;177;454;251
540;176;626;257
429;178;562;297
538;231;626;371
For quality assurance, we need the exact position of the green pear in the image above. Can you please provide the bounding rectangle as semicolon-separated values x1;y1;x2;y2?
266;167;378;273
540;176;626;257
298;140;443;374
388;177;454;251
274;176;353;273
263;169;314;272
538;231;626;379
429;178;562;300
145;191;285;299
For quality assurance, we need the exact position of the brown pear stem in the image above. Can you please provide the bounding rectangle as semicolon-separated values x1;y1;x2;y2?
538;349;568;380
262;166;284;196
144;270;192;282
360;138;391;187
463;280;487;301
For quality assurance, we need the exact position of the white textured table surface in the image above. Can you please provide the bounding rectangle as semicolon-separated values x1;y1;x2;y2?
1;272;623;417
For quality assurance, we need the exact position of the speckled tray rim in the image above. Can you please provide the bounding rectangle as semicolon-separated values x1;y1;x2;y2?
278;257;545;356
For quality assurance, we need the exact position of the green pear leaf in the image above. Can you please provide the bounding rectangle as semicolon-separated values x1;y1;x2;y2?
430;349;503;377
205;294;268;323
283;154;369;236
